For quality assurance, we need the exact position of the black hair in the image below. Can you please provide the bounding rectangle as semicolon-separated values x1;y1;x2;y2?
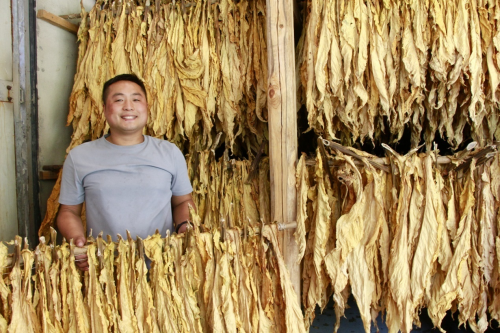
102;73;147;104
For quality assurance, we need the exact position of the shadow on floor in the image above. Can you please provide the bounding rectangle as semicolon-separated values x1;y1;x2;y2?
310;295;500;332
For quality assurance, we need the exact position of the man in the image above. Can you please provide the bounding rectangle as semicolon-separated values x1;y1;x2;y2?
57;74;195;270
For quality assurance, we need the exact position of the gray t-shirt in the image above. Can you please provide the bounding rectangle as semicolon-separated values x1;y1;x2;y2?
59;135;193;240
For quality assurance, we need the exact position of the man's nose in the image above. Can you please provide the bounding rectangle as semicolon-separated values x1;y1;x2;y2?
123;98;133;110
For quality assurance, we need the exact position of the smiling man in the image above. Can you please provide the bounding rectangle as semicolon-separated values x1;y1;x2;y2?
57;74;194;270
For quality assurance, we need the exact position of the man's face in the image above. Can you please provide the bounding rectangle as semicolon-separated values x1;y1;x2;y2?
103;80;148;136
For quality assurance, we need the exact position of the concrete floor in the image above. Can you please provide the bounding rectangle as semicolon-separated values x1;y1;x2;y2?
310;296;500;333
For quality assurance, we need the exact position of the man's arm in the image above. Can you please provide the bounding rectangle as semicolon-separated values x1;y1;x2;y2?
57;203;89;270
171;193;196;234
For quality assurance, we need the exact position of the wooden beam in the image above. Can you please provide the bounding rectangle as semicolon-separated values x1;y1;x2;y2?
36;9;78;35
266;0;300;302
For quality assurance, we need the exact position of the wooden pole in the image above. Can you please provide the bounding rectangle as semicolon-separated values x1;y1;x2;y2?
266;0;300;302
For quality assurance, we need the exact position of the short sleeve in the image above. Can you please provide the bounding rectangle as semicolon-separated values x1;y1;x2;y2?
59;153;85;205
170;146;193;196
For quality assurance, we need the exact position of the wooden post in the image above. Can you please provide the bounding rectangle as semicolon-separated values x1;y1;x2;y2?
266;0;300;301
12;0;40;247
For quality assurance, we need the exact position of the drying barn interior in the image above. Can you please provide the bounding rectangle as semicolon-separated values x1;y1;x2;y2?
1;0;500;332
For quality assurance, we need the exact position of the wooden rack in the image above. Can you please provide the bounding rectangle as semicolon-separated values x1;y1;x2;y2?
309;139;498;173
4;222;298;269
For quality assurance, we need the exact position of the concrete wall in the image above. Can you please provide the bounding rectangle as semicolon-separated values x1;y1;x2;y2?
36;0;83;220
0;0;17;241
0;0;12;81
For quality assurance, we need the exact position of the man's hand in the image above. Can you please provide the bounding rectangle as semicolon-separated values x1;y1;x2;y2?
172;193;196;234
73;236;89;271
57;204;89;271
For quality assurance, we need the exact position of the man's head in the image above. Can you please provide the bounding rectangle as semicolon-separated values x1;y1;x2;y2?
102;74;148;141
102;73;147;105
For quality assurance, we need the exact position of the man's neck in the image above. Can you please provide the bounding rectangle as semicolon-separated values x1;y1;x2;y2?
105;133;145;146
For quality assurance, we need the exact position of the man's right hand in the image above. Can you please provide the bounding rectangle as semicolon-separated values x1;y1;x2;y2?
57;203;89;271
73;236;89;271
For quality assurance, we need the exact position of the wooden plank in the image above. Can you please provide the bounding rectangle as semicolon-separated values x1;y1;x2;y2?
42;164;63;172
266;0;283;224
266;0;300;302
36;9;78;34
39;171;59;180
